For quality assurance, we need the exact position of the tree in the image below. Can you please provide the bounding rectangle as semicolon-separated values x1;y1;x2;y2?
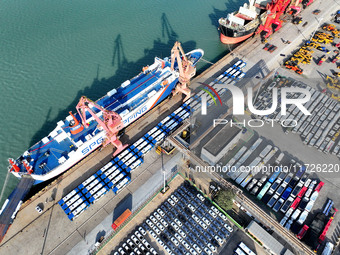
214;189;235;211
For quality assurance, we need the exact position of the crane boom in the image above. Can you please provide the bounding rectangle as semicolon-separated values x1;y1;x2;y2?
76;96;127;156
170;41;196;101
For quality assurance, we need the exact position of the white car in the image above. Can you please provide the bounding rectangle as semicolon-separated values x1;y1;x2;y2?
174;218;183;227
149;230;157;239
35;205;43;213
193;243;202;253
215;235;224;244
197;193;205;201
190;248;198;255
168;198;176;206
171;221;179;231
150;216;157;224
131;235;140;245
146;219;154;228
135;231;144;241
160;218;168;227
218;212;227;221
150;248;158;255
153;212;161;220
224;223;233;232
175;233;183;242
156;237;164;246
208;209;217;218
171;236;179;246
142;239;151;249
204;247;213;255
156;222;164;231
171;194;179;202
202;217;211;225
127;239;136;249
182;240;190;250
149;248;158;255
188;203;196;212
192;214;200;222
157;208;165;216
152;225;161;235
118;247;126;255
211;205;219;214
138;226;146;235
199;220;208;229
178;229;187;238
207;243;217;252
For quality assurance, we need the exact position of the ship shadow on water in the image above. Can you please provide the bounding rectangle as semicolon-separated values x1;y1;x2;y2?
27;13;196;196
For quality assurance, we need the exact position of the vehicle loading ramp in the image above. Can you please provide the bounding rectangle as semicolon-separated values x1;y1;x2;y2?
0;175;34;242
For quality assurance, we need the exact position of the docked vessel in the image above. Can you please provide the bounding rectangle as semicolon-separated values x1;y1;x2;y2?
218;0;269;44
8;46;203;184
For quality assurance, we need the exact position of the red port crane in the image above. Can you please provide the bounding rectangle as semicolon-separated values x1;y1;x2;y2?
256;1;281;40
76;96;127;156
272;0;292;31
289;0;302;16
170;41;196;101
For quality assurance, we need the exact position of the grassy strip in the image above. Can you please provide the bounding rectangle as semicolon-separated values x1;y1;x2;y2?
178;172;243;229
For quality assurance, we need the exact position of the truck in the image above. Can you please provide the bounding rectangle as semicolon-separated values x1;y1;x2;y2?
275;152;285;164
111;209;132;230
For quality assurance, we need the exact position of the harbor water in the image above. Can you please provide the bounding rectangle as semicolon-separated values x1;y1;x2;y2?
0;0;246;206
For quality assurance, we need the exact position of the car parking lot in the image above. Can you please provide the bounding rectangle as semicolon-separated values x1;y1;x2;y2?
252;75;340;157
112;181;235;255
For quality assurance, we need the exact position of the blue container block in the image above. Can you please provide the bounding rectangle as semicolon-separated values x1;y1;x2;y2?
88;196;95;203
114;157;120;163
85;192;92;199
106;181;114;188
58;200;64;206
64;207;71;214
68;213;74;221
125;167;132;173
113;187;118;194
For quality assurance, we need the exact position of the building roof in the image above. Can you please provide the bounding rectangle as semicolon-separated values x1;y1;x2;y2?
203;125;241;156
246;221;293;255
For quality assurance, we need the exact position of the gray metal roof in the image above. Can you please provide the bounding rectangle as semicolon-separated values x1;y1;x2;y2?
246;221;293;255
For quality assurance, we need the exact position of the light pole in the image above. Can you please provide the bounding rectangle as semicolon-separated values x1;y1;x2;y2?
310;17;323;40
160;138;168;194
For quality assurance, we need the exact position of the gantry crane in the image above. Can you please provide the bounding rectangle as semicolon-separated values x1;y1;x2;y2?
170;41;196;101
272;0;292;31
256;1;281;40
289;0;301;16
257;0;296;40
76;96;127;156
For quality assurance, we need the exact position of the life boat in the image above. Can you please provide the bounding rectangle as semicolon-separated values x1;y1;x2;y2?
23;160;33;174
8;158;20;172
69;111;84;135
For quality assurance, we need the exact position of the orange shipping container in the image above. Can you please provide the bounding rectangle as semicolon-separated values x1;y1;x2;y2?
111;209;132;230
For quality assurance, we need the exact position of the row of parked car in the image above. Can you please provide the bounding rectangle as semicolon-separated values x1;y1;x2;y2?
253;76;340;157
149;182;233;255
112;227;159;255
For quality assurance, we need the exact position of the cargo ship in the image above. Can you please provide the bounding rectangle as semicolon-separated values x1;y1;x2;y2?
218;0;269;44
8;47;203;184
